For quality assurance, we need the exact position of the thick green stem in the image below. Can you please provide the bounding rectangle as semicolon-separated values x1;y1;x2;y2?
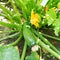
7;33;22;46
41;32;60;41
32;29;60;55
37;39;60;60
21;41;27;60
0;32;20;41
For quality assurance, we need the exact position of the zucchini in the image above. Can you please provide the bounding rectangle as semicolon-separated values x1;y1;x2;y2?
23;24;37;46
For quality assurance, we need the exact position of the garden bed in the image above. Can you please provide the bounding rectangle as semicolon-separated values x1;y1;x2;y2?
0;0;60;60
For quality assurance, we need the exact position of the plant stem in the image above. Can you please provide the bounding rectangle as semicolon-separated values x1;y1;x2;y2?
41;32;60;41
7;33;22;46
6;0;11;4
21;40;27;60
0;32;20;41
0;30;16;34
37;39;60;60
32;29;60;55
0;21;19;29
40;47;43;59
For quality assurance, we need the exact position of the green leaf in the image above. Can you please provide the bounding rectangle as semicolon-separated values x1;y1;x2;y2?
25;52;40;60
46;9;56;25
53;16;60;36
0;46;20;60
12;13;21;24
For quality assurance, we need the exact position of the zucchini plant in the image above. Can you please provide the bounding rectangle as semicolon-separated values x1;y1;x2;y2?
0;0;60;60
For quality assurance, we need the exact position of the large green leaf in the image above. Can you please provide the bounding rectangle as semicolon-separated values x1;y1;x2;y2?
0;46;20;60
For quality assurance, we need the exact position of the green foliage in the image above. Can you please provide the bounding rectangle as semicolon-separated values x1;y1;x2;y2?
0;0;60;60
53;16;60;36
0;46;20;60
46;9;56;26
25;52;39;60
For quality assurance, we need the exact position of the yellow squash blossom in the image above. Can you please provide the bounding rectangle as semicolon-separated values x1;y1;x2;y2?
30;9;41;28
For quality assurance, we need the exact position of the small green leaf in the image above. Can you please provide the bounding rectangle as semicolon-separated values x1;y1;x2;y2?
0;46;20;60
46;9;56;25
25;52;40;60
53;16;60;36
